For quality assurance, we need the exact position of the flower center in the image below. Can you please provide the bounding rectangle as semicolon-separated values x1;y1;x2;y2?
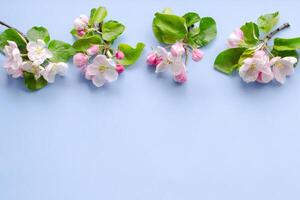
35;47;44;55
98;65;108;72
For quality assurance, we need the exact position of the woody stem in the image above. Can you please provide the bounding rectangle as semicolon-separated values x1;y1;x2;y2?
0;20;28;41
265;23;290;41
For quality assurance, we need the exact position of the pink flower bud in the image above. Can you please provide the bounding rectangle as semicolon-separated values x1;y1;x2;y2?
115;51;125;60
227;28;244;48
192;49;204;62
174;70;187;83
77;30;86;37
171;42;185;57
74;14;89;31
147;52;157;66
73;53;89;67
87;45;100;56
116;64;125;74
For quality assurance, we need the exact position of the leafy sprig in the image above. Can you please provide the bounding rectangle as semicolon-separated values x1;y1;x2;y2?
0;22;75;90
214;12;300;83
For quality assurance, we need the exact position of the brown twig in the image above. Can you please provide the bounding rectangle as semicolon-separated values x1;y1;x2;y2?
0;20;28;41
265;23;290;41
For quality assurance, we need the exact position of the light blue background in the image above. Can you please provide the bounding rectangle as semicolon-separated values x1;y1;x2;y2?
1;0;300;199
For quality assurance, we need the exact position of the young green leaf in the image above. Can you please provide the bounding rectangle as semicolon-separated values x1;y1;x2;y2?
102;20;125;42
183;12;201;27
89;6;107;26
73;35;102;52
27;26;50;43
257;11;279;33
240;22;260;46
192;17;217;47
152;12;187;44
273;37;300;51
48;40;76;62
162;8;173;14
0;28;27;53
214;48;247;74
117;43;145;66
272;48;299;64
23;71;48;91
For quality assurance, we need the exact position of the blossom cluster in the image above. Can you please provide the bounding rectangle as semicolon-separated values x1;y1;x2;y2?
73;46;125;87
147;42;204;83
228;29;297;84
3;39;67;83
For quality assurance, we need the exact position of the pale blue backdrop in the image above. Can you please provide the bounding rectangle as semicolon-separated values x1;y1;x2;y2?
1;0;300;199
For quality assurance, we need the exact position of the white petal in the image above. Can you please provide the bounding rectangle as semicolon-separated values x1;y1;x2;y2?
37;39;46;47
93;55;109;66
21;62;33;72
273;66;286;84
26;42;38;52
86;64;99;76
104;68;118;82
56;63;68;76
170;62;185;76
155;62;169;73
92;75;105;87
44;49;53;59
282;57;297;65
239;64;258;83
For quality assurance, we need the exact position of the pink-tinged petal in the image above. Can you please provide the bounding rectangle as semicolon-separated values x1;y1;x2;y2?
243;58;254;65
93;55;109;66
170;61;185;76
86;64;99;76
73;53;89;67
192;49;204;62
171;42;185;57
174;70;187;83
269;57;281;66
256;68;274;84
239;64;259;83
26;42;38;51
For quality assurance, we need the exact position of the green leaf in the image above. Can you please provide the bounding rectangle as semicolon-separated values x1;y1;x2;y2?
272;48;299;62
0;28;27;53
117;42;145;66
240;22;260;46
273;37;300;51
193;17;217;47
257;11;279;33
102;20;125;42
27;26;50;43
23;71;48;91
162;8;173;14
183;12;201;27
48;40;75;62
89;6;107;26
214;48;247;74
73;35;102;52
152;12;187;44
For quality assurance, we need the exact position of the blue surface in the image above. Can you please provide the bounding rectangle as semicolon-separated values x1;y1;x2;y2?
1;0;300;199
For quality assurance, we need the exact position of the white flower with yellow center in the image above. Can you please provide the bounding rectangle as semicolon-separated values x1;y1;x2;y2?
85;55;118;87
21;61;44;80
27;39;53;65
41;62;68;83
270;56;297;84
